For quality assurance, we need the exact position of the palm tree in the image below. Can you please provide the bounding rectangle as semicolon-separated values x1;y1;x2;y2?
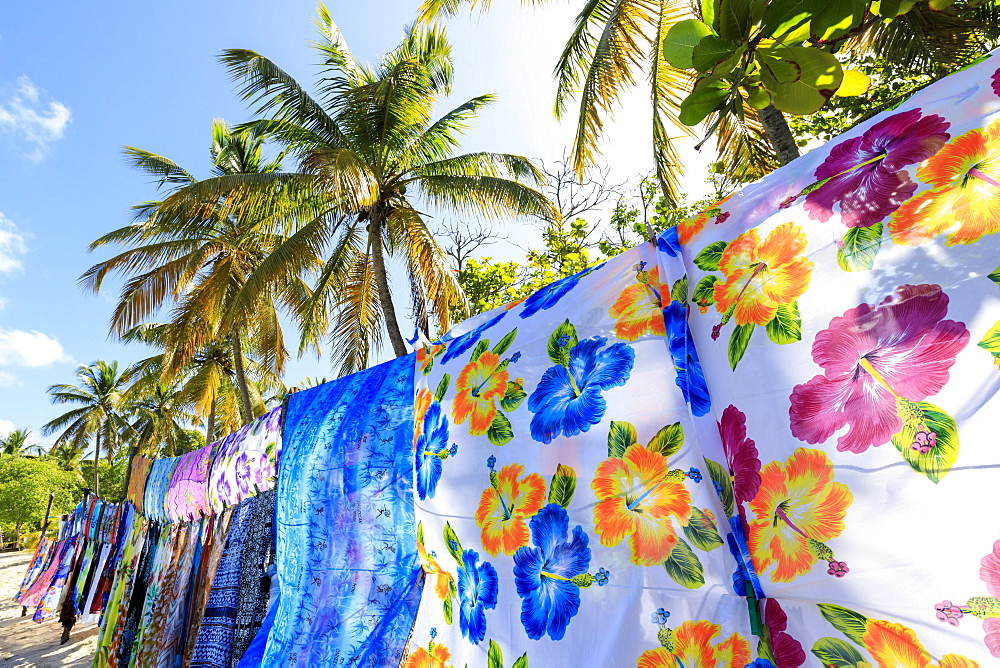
41;361;136;497
80;120;316;424
216;11;557;375
47;442;85;477
0;429;42;456
128;383;201;458
122;323;279;444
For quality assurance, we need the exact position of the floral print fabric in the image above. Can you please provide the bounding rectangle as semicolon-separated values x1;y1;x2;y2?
406;243;751;665
656;50;1000;665
207;406;283;514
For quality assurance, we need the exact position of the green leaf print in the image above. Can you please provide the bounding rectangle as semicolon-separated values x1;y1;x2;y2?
891;399;959;483
663;537;705;589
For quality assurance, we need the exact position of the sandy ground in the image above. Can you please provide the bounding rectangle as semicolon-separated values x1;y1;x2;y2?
0;550;97;667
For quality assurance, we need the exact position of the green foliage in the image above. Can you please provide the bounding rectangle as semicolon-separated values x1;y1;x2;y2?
455;176;735;321
79;459;129;501
660;0;983;127
454;257;524;321
0;456;80;543
788;47;995;146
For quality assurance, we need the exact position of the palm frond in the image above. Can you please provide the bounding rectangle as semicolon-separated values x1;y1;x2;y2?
396;94;496;169
329;248;383;378
411;151;546;185
650;0;696;206
122;147;195;187
556;0;662;178
416;174;558;221
220;48;347;146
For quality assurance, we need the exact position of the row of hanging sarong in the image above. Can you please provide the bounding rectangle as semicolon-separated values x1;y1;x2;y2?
14;495;122;625
14;49;1000;667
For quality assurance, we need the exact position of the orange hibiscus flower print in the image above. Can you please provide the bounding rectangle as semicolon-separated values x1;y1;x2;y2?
453;351;509;435
609;262;670;341
637;620;750;667
677;195;734;244
748;448;851;583
713;222;812;327
475;463;547;556
417;524;455;602
405;643;452;668
863;619;980;668
416;343;445;375
890;119;1000;247
592;444;691;566
414;388;433;442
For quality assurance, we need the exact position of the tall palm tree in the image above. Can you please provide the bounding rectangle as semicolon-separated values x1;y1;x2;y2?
122;323;278;444
80;120;316;424
216;11;557;375
41;361;136;497
128;382;201;458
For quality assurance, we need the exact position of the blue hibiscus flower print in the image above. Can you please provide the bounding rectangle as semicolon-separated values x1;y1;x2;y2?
656;226;680;257
513;504;591;640
416;402;450;500
439;310;508;365
528;336;635;444
519;264;604;319
456;548;498;644
727;515;765;599
663;301;711;417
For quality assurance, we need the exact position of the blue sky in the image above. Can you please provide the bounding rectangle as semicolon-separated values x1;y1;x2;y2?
0;1;710;447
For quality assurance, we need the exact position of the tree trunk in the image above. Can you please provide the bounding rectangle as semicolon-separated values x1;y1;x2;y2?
206;403;216;445
41;492;54;534
121;445;138;503
759;104;800;166
92;429;101;498
369;213;408;358
230;330;254;424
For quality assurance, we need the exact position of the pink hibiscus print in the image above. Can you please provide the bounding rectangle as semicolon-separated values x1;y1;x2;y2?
993;67;1000;97
982;540;1000;598
790;284;969;453
804;109;950;228
718;405;761;506
765;599;805;667
982;541;1000;657
986;618;1000;658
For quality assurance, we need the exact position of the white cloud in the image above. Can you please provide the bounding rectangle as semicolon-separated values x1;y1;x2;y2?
0;371;16;387
0;212;26;273
0;76;71;160
0;419;13;437
0;328;71;367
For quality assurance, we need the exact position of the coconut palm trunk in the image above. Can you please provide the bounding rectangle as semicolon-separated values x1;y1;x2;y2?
759;105;800;166
121;443;138;500
92;429;101;497
368;213;408;358
229;330;254;423
206;403;216;444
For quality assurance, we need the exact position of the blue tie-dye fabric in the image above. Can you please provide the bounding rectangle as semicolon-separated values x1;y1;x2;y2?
143;456;180;522
259;355;422;666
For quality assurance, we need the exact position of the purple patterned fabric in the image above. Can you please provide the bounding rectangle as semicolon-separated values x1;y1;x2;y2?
207;407;283;513
165;443;216;522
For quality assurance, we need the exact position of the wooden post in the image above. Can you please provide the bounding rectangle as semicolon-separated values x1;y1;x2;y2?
41;492;55;535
